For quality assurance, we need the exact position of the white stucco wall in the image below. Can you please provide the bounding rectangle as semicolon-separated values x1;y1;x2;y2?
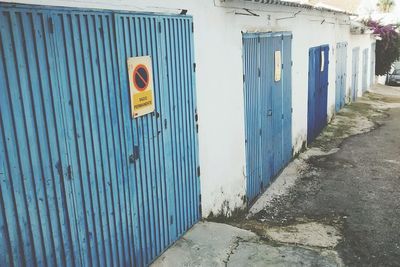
3;0;374;217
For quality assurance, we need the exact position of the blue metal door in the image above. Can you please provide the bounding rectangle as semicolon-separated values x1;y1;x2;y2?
243;32;292;203
307;45;329;144
362;48;369;93
335;42;347;112
0;4;199;267
351;47;360;101
370;43;376;86
0;7;74;267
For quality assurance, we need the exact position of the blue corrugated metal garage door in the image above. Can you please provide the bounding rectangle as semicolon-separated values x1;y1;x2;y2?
307;45;329;144
0;4;199;267
370;43;376;87
335;42;347;112
351;47;360;102
362;48;369;93
243;32;292;203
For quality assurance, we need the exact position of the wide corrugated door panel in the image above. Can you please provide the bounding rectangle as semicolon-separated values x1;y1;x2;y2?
51;10;130;267
243;32;292;203
0;4;199;267
0;6;77;267
114;14;200;266
243;35;261;202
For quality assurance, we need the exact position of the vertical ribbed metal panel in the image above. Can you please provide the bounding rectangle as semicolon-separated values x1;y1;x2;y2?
362;48;369;92
0;4;199;267
114;14;199;265
243;32;292;203
271;34;283;175
282;33;292;165
243;35;261;202
351;47;360;101
320;45;329;125
307;45;329;144
0;7;75;267
259;34;273;190
370;43;376;86
335;42;347;112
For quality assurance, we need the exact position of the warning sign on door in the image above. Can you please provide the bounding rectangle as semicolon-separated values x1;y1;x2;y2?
127;56;155;118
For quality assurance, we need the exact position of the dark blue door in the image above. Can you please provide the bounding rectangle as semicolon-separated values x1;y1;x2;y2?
243;32;292;202
308;45;329;144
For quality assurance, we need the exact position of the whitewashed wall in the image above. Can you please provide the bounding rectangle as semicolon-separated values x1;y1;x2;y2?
4;0;374;217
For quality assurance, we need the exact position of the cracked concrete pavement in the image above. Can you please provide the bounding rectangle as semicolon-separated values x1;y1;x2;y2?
152;84;400;267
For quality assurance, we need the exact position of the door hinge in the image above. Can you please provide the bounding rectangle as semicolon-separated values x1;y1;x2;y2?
197;166;200;177
259;129;262;136
282;114;284;119
193;63;196;72
48;17;54;34
258;68;261;77
158;21;162;33
291;107;293;113
192;22;194;32
243;74;245;83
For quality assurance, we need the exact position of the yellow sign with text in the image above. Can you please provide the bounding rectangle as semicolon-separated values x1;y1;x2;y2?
127;56;155;118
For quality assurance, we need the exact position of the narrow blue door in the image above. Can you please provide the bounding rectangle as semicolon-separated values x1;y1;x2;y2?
243;32;292;203
308;45;329;144
352;47;360;101
370;43;376;86
0;4;200;267
362;48;369;92
335;42;347;112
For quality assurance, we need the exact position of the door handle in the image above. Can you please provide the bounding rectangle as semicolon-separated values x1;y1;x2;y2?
267;110;272;116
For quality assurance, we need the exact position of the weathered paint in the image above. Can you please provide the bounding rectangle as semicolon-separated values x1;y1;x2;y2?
0;3;199;266
335;42;347;112
351;47;360;102
307;45;329;144
243;32;292;203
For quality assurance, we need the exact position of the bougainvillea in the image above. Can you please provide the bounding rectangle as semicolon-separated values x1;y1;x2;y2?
366;20;400;75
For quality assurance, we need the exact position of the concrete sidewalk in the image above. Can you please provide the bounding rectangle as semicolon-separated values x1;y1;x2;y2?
152;84;400;267
152;221;342;267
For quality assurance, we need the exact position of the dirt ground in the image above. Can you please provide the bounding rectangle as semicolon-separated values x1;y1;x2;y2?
232;85;400;266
